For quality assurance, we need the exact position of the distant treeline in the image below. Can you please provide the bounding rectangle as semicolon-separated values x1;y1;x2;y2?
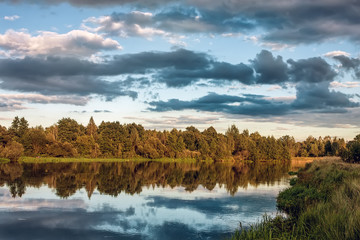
0;116;358;162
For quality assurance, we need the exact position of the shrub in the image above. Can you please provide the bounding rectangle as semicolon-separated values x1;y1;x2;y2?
0;141;24;161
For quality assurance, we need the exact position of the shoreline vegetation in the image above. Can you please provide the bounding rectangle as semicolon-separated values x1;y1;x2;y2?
231;158;360;240
0;156;334;164
0;116;355;163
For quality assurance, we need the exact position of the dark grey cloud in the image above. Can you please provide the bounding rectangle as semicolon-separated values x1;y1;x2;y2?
292;81;358;111
0;49;209;99
148;92;291;116
251;50;288;84
333;55;360;79
158;62;255;87
191;0;360;44
250;50;338;85
0;0;173;8
153;6;255;34
287;57;337;83
75;0;360;45
0;49;356;111
148;80;359;116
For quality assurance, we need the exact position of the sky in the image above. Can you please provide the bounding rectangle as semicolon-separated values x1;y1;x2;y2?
0;0;359;140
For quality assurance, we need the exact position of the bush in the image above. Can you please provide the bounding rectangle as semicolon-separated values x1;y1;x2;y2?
0;141;24;161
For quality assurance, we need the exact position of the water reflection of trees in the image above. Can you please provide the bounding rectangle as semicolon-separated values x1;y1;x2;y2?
0;161;290;198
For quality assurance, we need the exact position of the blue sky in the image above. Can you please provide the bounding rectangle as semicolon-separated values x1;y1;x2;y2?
0;0;359;140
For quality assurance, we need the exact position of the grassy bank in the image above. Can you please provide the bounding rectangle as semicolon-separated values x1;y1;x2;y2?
231;159;360;240
17;156;199;163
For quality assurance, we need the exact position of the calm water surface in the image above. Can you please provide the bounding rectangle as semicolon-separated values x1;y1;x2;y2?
0;161;293;240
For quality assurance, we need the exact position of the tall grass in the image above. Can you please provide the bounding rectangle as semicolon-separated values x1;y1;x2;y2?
231;159;360;240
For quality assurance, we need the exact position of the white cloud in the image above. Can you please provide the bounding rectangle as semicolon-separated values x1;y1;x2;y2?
0;29;122;57
222;32;242;38
267;85;282;91
324;50;351;57
330;81;360;88
244;35;293;50
263;96;296;102
4;15;20;21
82;15;166;39
82;14;186;45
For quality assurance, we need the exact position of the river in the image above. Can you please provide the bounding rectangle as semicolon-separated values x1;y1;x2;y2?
0;160;298;240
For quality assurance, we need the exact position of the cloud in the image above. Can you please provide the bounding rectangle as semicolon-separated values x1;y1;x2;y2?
0;49;356;109
93;110;112;113
0;0;173;8
0;100;26;111
0;29;122;57
82;13;187;46
0;94;89;111
0;49;210;99
83;14;166;39
287;57;337;83
249;50;337;86
292;81;358;112
157;62;255;87
3;15;20;21
333;55;360;79
148;92;291;116
124;114;220;129
250;50;288;84
2;0;360;44
330;81;360;88
148;81;359;116
324;50;351;57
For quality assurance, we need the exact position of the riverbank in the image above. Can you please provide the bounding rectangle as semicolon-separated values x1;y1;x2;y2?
3;156;291;164
14;156;201;163
231;159;360;240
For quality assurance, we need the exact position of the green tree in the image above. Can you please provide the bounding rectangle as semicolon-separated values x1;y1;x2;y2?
22;127;47;155
86;117;98;138
9;116;29;139
342;134;360;163
57;118;81;143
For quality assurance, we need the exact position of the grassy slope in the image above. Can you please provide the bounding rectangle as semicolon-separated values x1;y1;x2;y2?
231;159;360;240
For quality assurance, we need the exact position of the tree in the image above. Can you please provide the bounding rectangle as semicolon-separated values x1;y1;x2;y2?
341;134;360;163
0;141;24;161
86;117;98;138
57;118;81;143
22;127;47;155
0;125;11;147
9;116;29;140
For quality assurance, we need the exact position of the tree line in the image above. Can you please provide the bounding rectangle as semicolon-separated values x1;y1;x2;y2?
0;116;358;162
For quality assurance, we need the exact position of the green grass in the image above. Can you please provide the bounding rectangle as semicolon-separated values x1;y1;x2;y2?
231;159;360;240
18;156;199;163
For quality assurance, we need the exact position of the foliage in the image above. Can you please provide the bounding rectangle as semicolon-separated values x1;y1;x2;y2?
0;118;294;162
0;141;24;161
341;134;360;163
231;159;360;240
